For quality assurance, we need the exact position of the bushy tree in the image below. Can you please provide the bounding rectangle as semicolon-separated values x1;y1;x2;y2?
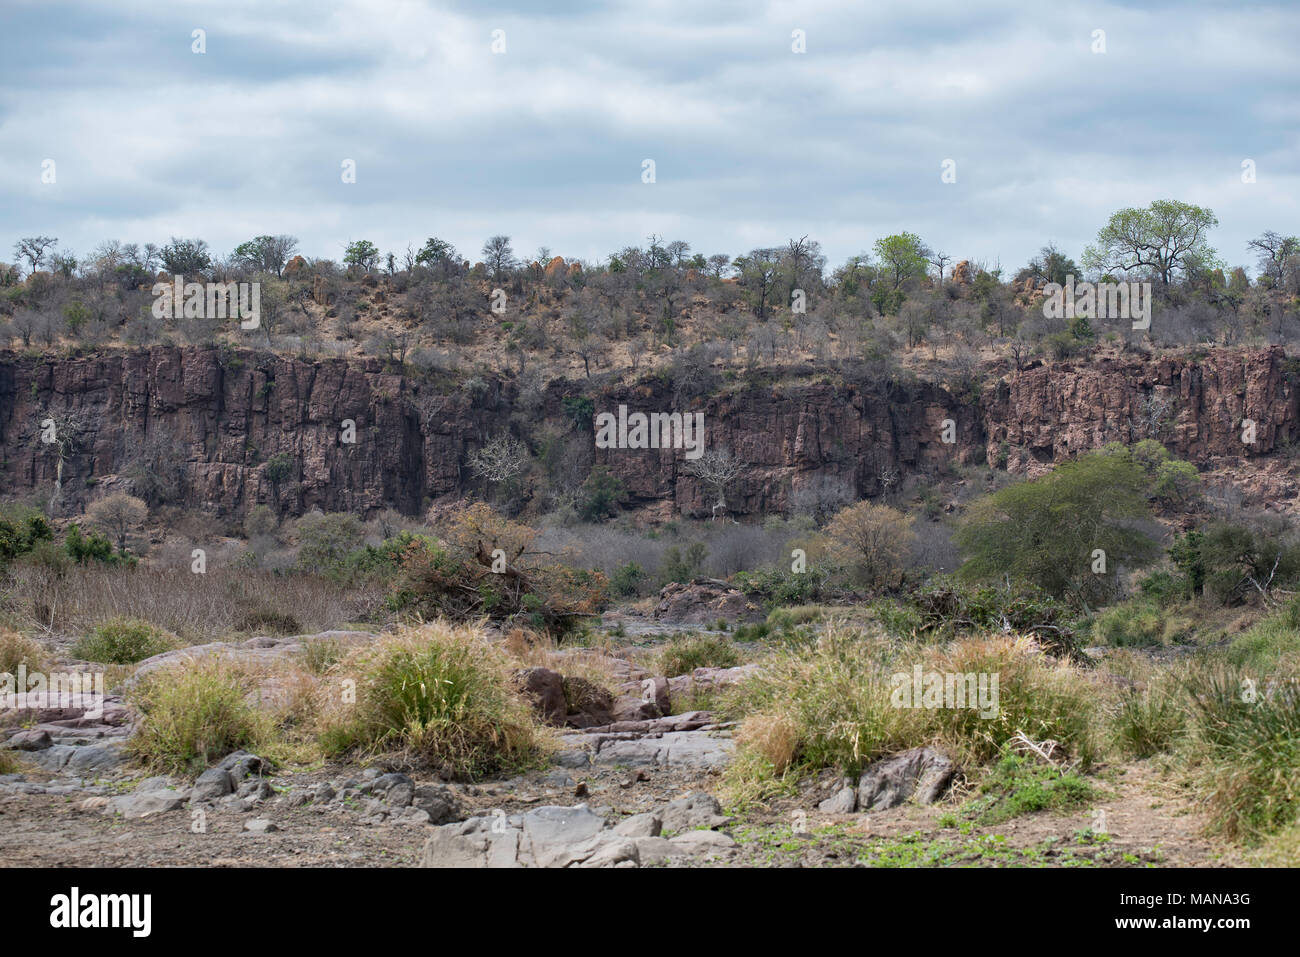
954;450;1160;608
1082;200;1220;286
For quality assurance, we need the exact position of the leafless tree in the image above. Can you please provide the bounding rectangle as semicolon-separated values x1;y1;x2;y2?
685;447;746;520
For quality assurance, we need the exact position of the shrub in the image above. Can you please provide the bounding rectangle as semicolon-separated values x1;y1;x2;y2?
610;561;645;598
657;634;740;677
128;659;265;774
294;512;366;577
723;628;924;798
1091;600;1164;647
299;635;344;675
319;622;547;778
0;507;53;568
733;564;832;607
910;577;1076;657
0;629;48;675
824;501;914;589
954;449;1160;607
1109;672;1187;759
1226;604;1300;673
924;635;1101;767
72;618;174;664
1182;664;1300;842
576;467;626;522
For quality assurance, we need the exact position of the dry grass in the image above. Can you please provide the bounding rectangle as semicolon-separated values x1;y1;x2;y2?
721;626;1105;805
0;629;49;675
2;565;388;645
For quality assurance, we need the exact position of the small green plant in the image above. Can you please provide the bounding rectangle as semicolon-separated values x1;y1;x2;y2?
964;750;1098;825
72;618;174;664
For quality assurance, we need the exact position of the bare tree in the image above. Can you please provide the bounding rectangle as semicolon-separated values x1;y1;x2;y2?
685;447;746;520
36;407;93;509
469;433;530;498
481;236;516;280
86;492;148;552
13;236;58;276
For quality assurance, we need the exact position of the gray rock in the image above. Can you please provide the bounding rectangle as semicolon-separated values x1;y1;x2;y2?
613;812;662;838
857;747;957;811
413;785;461;825
659;792;731;833
371;772;413;793
3;729;52;751
135;775;178;793
191;767;234;802
106;789;186;819
553;749;591;769
286;790;311;808
243;818;278;833
385;782;415;808
818;786;858;814
313;782;337;804
64;745;122;774
668;830;737;854
543;769;575;787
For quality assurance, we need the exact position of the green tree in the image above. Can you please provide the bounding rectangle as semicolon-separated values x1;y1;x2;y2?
954;450;1160;608
343;240;380;274
872;232;931;291
232;235;298;277
1082;200;1220;286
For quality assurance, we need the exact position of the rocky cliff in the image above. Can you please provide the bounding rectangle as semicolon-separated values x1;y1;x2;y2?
0;345;1295;521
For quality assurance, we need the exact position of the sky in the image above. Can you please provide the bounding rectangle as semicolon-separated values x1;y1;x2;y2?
2;0;1297;276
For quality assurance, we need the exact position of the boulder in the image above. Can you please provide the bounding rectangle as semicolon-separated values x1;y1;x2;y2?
857;747;957;811
513;667;567;725
653;579;765;626
659;792;731;833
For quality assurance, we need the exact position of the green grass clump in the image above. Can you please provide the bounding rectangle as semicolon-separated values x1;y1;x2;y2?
73;618;175;664
127;659;265;774
1182;664;1300;843
319;622;547;779
656;633;741;677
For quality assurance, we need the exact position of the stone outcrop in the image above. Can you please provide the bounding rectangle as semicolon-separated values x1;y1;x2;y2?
1;345;1296;521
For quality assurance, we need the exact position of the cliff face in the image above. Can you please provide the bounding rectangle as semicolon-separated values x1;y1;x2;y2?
0;345;1295;521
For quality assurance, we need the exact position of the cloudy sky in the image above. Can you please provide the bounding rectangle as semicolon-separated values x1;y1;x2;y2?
2;0;1297;275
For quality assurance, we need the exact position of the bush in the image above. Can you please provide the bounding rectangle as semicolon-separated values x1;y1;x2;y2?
954;449;1160;607
733;564;832;607
1226;604;1300;673
1109;671;1187;759
911;577;1076;657
1090;600;1164;647
924;635;1101;767
319;622;547;778
128;659;266;774
0;629;48;675
824;501;914;589
576;467;626;522
1183;664;1300;842
294;512;366;577
72;617;174;664
722;628;1101;804
610;561;645;598
0;507;53;568
657;634;740;677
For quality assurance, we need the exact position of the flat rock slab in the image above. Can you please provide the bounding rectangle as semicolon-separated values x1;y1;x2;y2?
558;730;734;770
420;803;737;868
